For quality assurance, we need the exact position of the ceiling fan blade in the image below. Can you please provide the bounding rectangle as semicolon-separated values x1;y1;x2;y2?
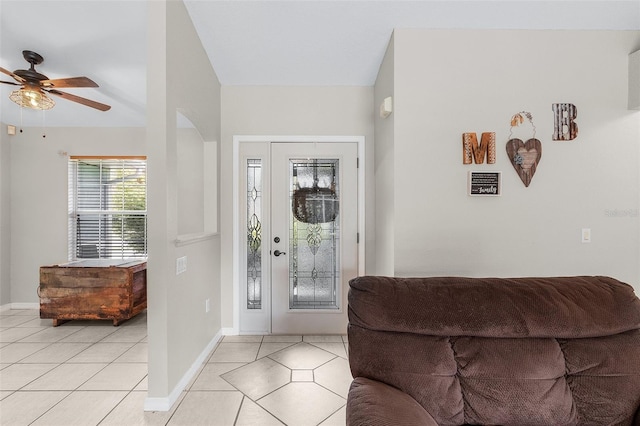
0;80;20;86
0;66;25;83
47;89;111;111
40;76;98;88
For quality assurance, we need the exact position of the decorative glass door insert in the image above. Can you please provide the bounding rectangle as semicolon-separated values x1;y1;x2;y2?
289;159;340;310
246;159;262;310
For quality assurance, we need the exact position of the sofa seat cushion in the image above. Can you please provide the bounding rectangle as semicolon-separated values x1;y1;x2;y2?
347;377;439;426
348;325;464;424
561;329;640;425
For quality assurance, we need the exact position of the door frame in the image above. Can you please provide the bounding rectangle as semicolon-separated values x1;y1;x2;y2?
232;135;366;334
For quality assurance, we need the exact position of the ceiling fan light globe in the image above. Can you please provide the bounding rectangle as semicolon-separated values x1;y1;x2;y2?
9;87;55;110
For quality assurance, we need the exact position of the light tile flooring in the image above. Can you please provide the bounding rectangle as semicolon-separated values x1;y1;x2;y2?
0;309;351;426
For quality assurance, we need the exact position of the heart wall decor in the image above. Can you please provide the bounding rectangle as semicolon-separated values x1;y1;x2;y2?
506;112;541;187
506;138;542;187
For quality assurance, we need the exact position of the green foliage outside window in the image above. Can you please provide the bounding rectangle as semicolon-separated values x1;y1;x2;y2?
109;164;147;255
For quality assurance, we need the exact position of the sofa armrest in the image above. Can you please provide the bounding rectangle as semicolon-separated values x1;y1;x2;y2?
347;377;438;426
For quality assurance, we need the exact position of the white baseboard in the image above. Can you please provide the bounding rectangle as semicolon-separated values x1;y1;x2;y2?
144;330;222;412
221;327;238;336
1;303;39;311
11;303;39;310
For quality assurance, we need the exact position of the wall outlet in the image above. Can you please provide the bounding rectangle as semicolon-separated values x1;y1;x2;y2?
176;256;187;275
205;298;210;313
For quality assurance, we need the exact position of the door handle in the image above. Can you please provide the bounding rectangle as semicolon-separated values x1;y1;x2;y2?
273;250;286;257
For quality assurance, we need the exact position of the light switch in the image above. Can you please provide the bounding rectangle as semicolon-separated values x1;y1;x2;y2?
581;228;591;243
176;256;187;274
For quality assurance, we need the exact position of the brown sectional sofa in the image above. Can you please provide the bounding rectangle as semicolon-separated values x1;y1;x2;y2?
346;276;640;425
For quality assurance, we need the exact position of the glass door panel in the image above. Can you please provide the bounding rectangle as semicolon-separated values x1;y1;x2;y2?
289;159;340;310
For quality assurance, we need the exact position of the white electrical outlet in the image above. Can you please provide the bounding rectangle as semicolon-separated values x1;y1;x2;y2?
205;298;210;313
176;256;187;274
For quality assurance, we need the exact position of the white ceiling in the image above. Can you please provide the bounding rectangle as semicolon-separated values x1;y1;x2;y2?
1;0;638;128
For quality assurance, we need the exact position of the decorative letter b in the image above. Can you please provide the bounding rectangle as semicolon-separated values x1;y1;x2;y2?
552;103;578;141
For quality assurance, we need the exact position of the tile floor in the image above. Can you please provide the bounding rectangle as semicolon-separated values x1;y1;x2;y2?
0;309;351;426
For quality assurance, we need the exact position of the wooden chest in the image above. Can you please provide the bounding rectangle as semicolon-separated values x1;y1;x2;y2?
39;259;147;326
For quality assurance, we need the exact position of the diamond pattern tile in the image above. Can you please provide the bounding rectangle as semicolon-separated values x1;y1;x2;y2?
268;342;336;369
257;382;346;426
236;397;284;426
257;342;297;359
222;357;291;400
314;357;352;398
319;405;347;426
292;369;314;382
308;342;347;358
191;362;246;391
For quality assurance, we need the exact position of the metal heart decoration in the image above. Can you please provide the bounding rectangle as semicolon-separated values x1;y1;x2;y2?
506;138;542;187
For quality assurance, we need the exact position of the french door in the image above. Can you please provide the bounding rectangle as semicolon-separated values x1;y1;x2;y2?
239;141;358;334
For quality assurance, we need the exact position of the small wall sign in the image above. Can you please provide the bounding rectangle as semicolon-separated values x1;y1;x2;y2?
468;171;501;196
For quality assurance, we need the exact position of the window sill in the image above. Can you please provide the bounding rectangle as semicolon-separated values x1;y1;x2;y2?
174;232;218;247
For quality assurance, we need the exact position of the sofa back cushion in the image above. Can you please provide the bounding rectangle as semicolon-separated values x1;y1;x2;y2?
348;276;640;425
348;276;640;339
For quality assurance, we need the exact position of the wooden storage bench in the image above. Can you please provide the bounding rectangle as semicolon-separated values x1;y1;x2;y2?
39;259;147;326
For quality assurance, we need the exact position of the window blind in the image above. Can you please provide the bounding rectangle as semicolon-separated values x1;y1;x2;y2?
69;157;147;259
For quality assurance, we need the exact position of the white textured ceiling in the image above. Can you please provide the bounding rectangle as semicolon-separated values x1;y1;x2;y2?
0;0;638;127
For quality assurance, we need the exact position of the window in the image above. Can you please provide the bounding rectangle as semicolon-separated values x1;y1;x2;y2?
68;157;147;260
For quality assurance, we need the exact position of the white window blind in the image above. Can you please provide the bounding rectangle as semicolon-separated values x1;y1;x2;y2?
68;157;147;260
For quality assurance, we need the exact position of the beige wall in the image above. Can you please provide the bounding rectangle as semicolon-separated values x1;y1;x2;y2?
220;86;374;329
6;127;145;304
374;35;395;276
0;124;10;306
146;0;221;405
385;29;640;290
177;126;205;235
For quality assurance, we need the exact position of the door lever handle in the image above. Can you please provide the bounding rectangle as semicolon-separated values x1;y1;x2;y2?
273;250;286;257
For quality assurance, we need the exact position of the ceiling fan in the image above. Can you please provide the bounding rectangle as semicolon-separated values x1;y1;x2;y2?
0;50;111;112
